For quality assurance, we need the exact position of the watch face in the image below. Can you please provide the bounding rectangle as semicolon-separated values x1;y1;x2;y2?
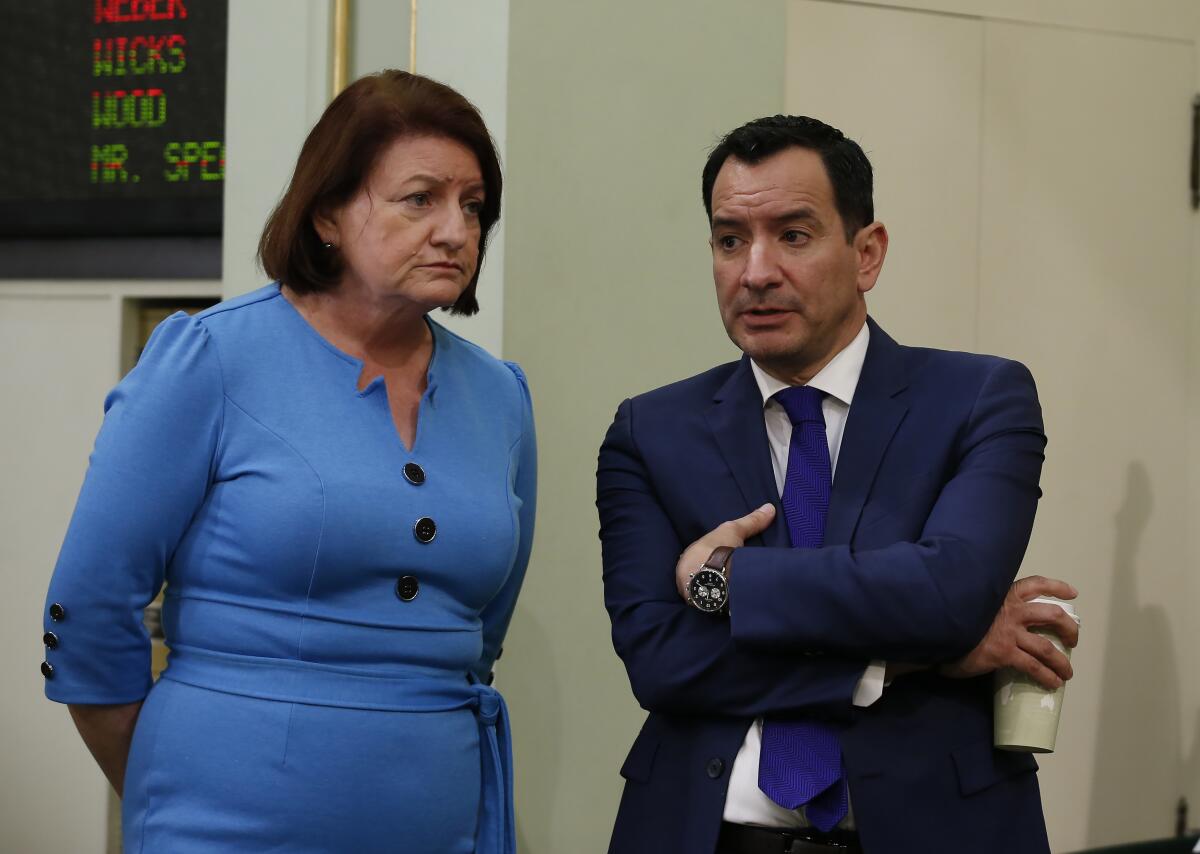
689;568;728;613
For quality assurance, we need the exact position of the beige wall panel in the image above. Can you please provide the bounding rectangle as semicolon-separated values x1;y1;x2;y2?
977;21;1195;850
826;0;1199;43
0;294;118;854
787;0;982;351
222;0;331;298
503;1;785;850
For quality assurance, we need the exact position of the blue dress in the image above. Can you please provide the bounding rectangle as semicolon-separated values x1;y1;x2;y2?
42;284;535;853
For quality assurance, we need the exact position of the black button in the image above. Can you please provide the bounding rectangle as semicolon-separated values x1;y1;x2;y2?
706;758;725;779
495;647;503;661
403;462;426;485
43;632;59;649
395;575;420;602
49;603;66;622
485;671;495;686
40;661;54;679
413;517;437;543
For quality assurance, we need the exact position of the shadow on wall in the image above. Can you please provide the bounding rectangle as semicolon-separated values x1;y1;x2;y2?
1086;462;1183;845
505;601;563;852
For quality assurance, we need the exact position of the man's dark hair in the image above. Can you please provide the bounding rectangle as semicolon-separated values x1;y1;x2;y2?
701;115;873;242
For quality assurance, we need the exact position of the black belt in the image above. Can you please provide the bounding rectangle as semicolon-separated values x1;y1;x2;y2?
717;821;863;854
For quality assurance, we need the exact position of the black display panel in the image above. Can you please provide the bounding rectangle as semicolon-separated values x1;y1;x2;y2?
0;1;228;237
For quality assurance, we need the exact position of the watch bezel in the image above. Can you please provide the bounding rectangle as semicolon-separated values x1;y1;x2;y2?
688;566;729;614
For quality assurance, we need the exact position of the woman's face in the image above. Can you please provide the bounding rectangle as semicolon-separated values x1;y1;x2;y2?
316;135;485;312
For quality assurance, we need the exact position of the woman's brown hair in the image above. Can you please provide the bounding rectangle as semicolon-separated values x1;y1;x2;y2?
258;70;502;315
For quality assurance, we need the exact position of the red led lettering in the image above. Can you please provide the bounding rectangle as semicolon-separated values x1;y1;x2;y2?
95;0;189;24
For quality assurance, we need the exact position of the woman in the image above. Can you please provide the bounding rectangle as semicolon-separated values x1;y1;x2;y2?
41;71;533;853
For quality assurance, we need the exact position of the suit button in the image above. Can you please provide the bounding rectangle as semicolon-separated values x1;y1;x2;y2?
706;758;725;779
40;661;54;679
485;671;495;686
413;517;437;543
403;462;426;485
49;603;66;622
496;646;503;661
43;632;59;649
395;575;420;602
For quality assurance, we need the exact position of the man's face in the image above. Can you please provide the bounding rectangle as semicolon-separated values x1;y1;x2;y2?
709;146;885;384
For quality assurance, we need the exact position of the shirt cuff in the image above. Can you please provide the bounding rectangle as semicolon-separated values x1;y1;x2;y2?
852;659;888;707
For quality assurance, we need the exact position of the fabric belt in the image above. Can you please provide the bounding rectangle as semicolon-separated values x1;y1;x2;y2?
162;645;515;854
718;822;863;854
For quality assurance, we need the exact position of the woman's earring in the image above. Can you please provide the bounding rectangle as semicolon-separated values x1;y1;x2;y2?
322;242;335;250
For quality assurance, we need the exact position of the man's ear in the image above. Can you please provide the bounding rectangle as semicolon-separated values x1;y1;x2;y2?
855;221;888;295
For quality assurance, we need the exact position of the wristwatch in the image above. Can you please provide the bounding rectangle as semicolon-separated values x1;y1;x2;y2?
687;546;734;614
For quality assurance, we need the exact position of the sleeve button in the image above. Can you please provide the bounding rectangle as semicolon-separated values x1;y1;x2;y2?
40;661;54;679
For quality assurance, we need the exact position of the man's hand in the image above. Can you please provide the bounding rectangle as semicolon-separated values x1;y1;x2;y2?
941;575;1079;690
675;503;777;600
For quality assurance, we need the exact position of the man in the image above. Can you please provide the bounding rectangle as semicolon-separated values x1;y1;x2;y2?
596;116;1079;854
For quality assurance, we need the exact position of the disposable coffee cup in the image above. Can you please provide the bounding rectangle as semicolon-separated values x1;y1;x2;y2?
993;596;1080;753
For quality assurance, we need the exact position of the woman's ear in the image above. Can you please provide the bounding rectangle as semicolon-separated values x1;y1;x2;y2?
311;207;339;247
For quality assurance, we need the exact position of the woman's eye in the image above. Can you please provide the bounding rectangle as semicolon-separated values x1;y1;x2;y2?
463;200;484;217
406;192;431;207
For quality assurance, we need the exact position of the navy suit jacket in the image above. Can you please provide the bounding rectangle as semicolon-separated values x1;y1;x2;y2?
597;319;1051;854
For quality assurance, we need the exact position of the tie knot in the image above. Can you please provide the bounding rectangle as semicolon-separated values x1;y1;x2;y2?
774;385;825;426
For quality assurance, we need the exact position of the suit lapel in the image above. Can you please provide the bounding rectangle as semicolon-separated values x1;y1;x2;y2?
704;356;790;548
824;317;910;546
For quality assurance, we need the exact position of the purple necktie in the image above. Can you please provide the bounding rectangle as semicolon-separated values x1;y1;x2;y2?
757;385;848;832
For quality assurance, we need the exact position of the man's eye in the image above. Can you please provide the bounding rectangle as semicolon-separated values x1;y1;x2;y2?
719;236;740;250
782;230;807;243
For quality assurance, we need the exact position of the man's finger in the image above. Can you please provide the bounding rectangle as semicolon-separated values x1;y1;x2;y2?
1021;603;1080;648
1013;575;1078;601
724;503;777;540
1008;648;1064;691
1015;632;1073;682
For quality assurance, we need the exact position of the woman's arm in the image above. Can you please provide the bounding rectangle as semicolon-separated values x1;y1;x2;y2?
67;702;143;796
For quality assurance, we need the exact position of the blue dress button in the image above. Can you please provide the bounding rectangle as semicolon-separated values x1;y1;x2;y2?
403;462;426;485
49;603;66;621
40;661;54;679
43;632;59;649
413;517;437;543
395;575;420;602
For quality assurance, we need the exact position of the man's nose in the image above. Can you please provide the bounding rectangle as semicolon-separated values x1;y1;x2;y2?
739;240;781;290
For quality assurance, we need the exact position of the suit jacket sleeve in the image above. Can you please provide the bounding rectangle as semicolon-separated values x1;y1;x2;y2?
729;358;1046;662
598;397;865;719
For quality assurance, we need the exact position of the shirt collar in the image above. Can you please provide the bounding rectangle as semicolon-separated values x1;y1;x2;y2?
749;321;870;408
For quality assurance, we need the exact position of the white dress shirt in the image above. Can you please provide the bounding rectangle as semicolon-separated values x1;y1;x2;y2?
722;321;887;828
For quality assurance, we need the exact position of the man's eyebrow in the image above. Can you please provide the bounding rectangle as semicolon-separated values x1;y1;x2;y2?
771;206;820;225
710;215;744;232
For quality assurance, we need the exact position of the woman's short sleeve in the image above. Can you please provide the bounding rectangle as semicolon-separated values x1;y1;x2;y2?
42;312;224;704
